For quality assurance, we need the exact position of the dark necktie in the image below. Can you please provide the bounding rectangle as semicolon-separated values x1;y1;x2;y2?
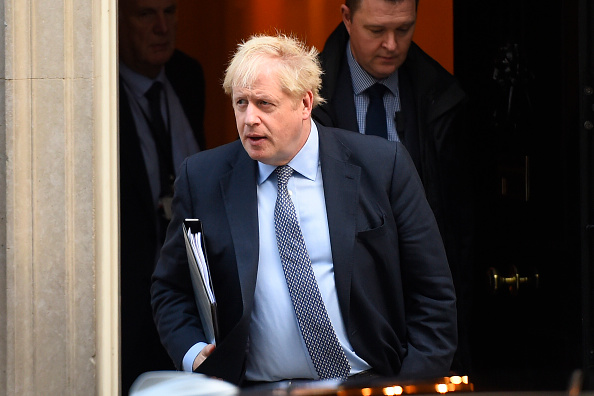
145;82;175;241
145;81;175;200
274;165;351;380
365;83;388;139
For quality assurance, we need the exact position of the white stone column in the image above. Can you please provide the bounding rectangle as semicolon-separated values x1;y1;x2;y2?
0;0;119;394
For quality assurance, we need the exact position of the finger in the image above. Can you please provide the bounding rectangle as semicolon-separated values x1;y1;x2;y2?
192;344;216;371
202;344;216;357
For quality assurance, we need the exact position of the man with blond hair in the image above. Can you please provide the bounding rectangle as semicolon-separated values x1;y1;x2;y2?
151;34;456;386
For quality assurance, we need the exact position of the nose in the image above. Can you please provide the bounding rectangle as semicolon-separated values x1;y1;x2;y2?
382;32;397;51
154;12;169;34
244;103;260;126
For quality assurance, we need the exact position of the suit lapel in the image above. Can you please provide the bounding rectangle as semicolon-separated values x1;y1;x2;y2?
219;153;260;315
318;125;360;325
165;50;206;150
332;61;359;132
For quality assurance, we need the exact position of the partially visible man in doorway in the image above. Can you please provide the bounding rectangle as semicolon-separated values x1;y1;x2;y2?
118;0;206;393
312;0;473;374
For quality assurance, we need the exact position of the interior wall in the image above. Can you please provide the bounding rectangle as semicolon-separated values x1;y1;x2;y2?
175;0;453;149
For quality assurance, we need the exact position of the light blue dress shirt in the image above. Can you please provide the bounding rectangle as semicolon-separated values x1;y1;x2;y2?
245;121;370;381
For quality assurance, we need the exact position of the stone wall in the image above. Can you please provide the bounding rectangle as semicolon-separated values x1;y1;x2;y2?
0;0;119;394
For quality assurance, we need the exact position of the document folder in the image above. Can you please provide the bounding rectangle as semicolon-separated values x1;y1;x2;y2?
182;219;219;345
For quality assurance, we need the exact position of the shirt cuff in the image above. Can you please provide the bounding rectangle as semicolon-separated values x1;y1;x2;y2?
182;342;208;372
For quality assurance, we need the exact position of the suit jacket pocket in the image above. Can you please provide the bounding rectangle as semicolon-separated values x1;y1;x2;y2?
355;211;399;272
356;210;387;239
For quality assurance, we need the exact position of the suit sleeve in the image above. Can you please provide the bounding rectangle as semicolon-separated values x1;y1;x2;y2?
151;158;207;369
391;142;458;379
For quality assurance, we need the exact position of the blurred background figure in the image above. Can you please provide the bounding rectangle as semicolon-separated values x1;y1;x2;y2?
118;0;206;393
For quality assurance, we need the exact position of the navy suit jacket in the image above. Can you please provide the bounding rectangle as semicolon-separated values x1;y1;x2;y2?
151;122;457;385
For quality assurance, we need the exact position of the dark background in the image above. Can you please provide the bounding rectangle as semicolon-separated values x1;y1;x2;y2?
453;0;593;391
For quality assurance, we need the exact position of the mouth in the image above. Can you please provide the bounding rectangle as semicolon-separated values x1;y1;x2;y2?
378;55;397;62
151;43;171;51
245;134;266;144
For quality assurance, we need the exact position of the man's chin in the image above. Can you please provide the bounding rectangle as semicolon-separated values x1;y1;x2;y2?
242;144;266;162
148;50;175;66
370;65;399;80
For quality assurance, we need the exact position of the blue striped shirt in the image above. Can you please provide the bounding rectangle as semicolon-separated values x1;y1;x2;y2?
346;40;401;142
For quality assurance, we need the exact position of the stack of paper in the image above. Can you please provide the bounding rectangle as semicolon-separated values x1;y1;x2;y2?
183;219;219;345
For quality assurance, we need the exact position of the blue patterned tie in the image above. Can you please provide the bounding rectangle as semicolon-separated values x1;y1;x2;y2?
274;165;351;380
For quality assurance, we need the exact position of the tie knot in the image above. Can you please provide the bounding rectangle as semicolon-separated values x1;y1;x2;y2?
275;165;294;187
145;81;163;103
366;83;387;100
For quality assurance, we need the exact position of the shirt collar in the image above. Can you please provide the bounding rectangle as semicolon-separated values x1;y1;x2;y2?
119;62;167;99
258;120;319;184
346;39;399;96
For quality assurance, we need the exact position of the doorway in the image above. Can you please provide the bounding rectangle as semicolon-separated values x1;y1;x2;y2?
454;0;593;390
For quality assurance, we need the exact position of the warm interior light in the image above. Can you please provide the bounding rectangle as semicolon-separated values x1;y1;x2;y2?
383;387;396;396
450;376;462;385
383;386;403;395
435;383;448;394
361;388;372;396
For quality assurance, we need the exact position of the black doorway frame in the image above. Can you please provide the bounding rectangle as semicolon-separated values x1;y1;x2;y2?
578;0;594;389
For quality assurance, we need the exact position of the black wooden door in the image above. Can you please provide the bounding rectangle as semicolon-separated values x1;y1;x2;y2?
453;0;592;391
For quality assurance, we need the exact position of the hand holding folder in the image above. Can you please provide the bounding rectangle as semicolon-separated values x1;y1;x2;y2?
183;219;219;345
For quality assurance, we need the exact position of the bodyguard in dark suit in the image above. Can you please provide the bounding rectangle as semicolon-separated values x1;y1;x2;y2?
311;0;473;373
118;0;205;393
151;34;456;386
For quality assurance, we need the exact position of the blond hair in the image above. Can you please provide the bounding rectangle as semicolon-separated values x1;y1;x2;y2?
222;34;325;107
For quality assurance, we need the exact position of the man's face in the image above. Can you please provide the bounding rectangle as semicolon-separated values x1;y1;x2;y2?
232;66;313;166
119;0;178;78
342;0;416;80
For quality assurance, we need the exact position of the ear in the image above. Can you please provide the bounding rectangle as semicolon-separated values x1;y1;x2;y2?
341;5;352;35
301;91;314;120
